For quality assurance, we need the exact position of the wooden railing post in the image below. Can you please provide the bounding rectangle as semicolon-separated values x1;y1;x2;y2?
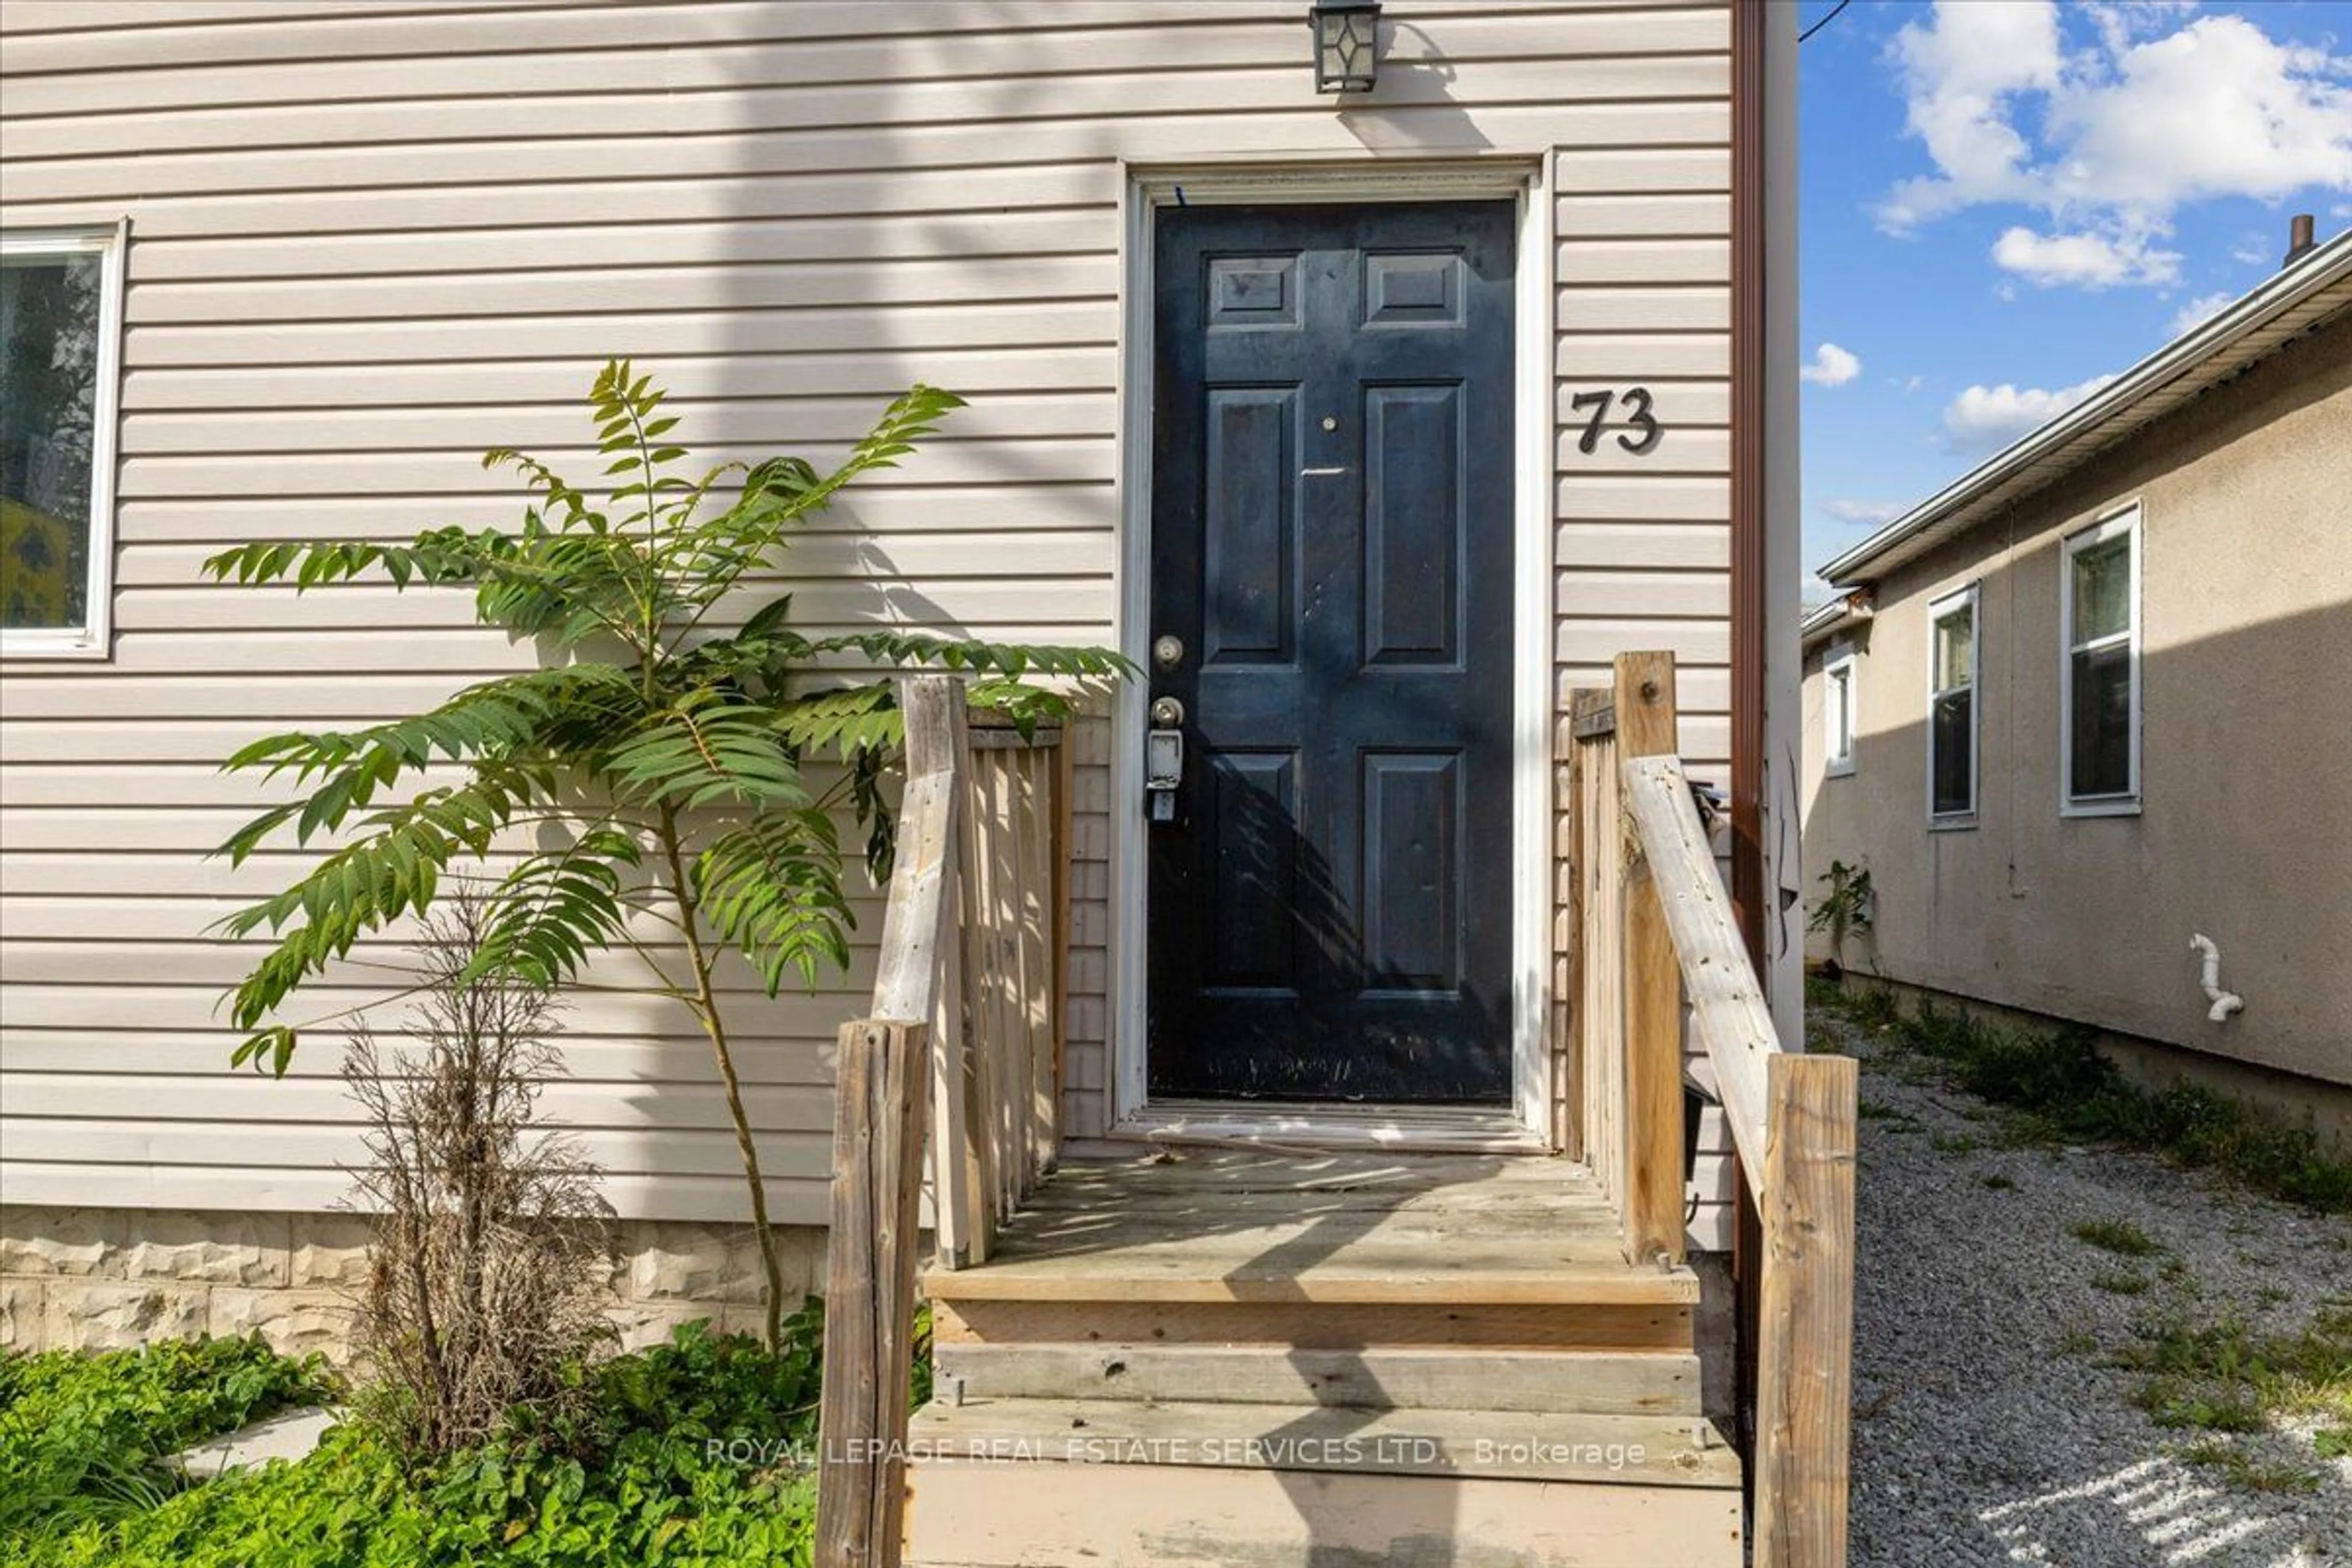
1752;1053;1858;1568
1614;651;1685;1267
816;1019;930;1568
816;676;963;1568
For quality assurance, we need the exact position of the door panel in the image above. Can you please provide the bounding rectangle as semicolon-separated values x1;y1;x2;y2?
1362;383;1463;667
1360;750;1462;992
1202;388;1296;666
1204;750;1300;992
1147;202;1515;1104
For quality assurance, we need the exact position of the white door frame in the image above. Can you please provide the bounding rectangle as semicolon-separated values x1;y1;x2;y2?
1107;157;1555;1146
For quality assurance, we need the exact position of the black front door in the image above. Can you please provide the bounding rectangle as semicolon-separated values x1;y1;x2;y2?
1146;201;1516;1104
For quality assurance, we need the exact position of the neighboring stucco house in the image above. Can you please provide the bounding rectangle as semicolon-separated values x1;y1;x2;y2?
1801;226;2352;1146
2;4;1815;1558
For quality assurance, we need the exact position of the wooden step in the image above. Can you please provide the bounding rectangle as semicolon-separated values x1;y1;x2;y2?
925;1252;1695;1305
933;1341;1703;1415
903;1397;1743;1568
931;1295;1694;1351
906;1464;1744;1568
908;1396;1738;1487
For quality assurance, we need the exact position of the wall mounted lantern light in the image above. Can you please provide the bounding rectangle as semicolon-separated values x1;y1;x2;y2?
1310;0;1381;94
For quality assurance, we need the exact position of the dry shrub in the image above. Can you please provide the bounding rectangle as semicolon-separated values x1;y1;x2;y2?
343;894;616;1458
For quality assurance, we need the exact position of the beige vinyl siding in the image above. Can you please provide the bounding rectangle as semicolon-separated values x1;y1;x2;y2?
0;0;1737;1242
1555;124;1735;1249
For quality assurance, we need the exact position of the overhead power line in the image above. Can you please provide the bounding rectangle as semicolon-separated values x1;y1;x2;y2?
1800;0;1853;45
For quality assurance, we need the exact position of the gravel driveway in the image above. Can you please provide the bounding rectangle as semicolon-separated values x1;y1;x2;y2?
1826;1009;2352;1567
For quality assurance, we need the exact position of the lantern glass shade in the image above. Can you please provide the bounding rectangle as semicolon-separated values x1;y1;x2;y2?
1311;0;1380;94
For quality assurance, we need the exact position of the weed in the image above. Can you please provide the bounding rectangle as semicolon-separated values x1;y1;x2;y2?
1849;986;1903;1030
2094;1270;2153;1296
1932;1133;1983;1156
2057;1329;2100;1357
2112;1299;2352;1457
1807;861;1875;972
2075;1218;2163;1257
2177;1438;2322;1493
1982;1174;2018;1191
2132;1377;2266;1432
1834;995;2352;1213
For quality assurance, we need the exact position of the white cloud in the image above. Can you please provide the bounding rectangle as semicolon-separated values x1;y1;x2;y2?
2168;290;2234;335
1826;500;1907;526
1991;226;2180;287
1889;374;1926;394
1879;4;2352;290
2044;17;2352;212
2231;232;2275;265
1800;343;1863;386
1879;1;2065;232
2078;1;2199;58
1943;373;2120;453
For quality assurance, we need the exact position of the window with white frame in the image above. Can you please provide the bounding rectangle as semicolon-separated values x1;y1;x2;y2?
1927;586;1978;823
1;226;123;657
1823;649;1857;777
2062;508;2141;812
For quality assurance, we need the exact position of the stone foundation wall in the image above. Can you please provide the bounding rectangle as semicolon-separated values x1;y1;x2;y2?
0;1207;830;1361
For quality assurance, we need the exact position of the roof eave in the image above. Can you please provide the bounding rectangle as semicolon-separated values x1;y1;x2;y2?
1815;231;2352;590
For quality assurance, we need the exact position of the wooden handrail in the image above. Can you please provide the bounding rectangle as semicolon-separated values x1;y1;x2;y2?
1572;650;1855;1568
1618;742;1856;1568
1619;751;1774;1196
870;772;960;1026
816;676;1068;1568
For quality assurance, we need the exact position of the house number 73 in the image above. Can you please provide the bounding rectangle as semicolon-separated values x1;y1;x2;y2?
1568;388;1663;456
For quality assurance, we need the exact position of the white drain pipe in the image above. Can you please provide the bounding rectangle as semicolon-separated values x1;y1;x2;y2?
2188;934;2244;1023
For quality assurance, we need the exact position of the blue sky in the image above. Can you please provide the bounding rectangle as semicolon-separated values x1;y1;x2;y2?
1797;0;2352;592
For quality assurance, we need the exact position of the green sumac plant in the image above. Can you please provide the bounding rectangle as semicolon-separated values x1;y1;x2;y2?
1807;858;1875;974
203;363;1126;1347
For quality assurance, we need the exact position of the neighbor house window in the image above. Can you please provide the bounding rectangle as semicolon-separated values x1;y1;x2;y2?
2062;508;2141;813
1823;649;1857;778
1;226;123;657
1927;586;1977;823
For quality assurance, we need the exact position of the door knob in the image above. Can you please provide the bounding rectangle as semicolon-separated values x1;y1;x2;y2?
1150;695;1186;728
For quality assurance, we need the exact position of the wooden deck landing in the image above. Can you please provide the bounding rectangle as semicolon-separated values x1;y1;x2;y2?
924;1147;1696;1307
